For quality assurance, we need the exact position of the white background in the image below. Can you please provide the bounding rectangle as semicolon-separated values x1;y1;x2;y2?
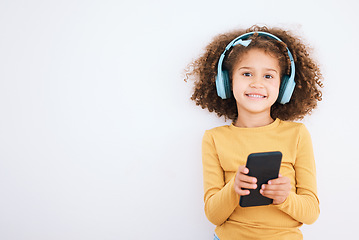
0;0;358;239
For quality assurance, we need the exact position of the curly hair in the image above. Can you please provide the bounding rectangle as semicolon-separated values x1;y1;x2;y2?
184;25;323;121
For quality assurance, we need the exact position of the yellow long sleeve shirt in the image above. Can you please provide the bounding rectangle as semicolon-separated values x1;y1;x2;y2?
202;119;319;240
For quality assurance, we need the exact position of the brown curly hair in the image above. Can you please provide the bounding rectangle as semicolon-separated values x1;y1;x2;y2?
184;25;323;121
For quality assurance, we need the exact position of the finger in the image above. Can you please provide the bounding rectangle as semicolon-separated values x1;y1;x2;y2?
261;189;288;196
235;175;257;189
260;189;288;198
268;176;290;185
238;174;257;184
236;173;257;185
234;186;250;196
259;189;272;198
237;165;248;174
262;183;290;192
261;184;281;191
241;166;249;175
238;182;257;190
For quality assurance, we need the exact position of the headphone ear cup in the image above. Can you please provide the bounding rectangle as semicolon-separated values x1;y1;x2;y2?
216;70;232;99
278;75;288;102
278;75;296;104
222;70;232;98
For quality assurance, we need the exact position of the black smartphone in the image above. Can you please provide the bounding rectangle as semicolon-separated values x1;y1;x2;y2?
239;151;282;207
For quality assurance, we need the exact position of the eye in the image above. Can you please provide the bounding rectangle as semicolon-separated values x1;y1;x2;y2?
243;72;252;77
264;74;273;79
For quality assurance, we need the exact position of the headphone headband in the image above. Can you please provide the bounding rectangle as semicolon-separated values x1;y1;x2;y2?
215;31;296;104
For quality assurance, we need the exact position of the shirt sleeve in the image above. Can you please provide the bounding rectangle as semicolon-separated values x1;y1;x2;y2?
202;130;240;226
274;124;320;224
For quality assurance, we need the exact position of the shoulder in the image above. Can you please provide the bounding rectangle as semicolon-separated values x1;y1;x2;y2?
204;125;231;136
279;120;308;131
205;124;231;134
202;124;232;141
278;120;311;138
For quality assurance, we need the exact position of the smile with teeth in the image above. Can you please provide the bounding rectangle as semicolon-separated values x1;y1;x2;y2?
246;94;267;98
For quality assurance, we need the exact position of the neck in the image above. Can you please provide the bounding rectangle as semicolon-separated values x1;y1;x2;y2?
234;113;274;128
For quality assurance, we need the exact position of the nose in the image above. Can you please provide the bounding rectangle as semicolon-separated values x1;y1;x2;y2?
249;76;264;88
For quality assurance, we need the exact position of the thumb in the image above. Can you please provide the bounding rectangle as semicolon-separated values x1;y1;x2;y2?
238;165;249;174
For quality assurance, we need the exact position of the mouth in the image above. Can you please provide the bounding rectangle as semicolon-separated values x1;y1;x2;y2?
245;93;267;99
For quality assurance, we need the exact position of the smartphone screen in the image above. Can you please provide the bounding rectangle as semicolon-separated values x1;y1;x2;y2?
239;151;282;207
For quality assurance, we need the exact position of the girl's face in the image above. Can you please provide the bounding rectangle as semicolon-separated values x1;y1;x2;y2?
232;48;281;118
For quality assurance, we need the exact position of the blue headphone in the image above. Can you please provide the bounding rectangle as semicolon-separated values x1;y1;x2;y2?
215;31;296;104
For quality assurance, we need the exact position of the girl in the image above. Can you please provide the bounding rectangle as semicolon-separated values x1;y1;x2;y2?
185;25;323;239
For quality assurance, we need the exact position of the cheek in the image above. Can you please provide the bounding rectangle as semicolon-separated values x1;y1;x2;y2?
231;78;246;97
270;79;281;95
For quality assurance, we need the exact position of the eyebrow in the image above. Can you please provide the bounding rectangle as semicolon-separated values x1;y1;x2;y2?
238;67;278;73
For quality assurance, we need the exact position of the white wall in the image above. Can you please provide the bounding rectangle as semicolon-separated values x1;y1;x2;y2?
0;0;358;239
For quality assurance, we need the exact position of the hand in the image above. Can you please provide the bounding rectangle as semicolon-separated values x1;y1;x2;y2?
260;174;291;205
234;165;257;196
